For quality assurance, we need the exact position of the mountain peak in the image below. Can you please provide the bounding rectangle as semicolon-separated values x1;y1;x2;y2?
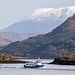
51;14;75;34
1;6;75;34
61;14;75;30
62;14;75;30
30;6;75;22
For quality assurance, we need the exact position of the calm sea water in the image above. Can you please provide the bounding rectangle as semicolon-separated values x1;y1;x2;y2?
0;59;75;75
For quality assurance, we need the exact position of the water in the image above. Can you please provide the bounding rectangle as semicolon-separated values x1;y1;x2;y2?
0;59;75;75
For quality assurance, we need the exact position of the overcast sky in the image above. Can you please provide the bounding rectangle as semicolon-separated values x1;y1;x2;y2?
0;0;75;30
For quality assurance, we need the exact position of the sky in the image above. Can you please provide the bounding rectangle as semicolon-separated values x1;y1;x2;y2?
0;0;75;30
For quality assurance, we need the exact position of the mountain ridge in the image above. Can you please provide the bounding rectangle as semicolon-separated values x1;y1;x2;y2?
0;14;75;58
30;6;75;22
1;6;75;33
46;14;75;36
0;37;14;46
0;32;38;41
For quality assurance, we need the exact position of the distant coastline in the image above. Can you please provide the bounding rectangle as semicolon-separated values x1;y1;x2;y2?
0;60;29;64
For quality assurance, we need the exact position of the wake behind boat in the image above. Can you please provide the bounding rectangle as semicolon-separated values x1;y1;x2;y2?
24;60;44;68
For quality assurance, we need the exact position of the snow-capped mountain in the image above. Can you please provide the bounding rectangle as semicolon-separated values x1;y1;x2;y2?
1;6;75;33
30;6;75;22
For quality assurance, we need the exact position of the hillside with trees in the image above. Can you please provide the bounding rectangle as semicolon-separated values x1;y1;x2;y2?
0;14;75;58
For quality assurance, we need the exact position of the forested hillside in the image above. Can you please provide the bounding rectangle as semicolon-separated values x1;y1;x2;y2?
0;14;75;58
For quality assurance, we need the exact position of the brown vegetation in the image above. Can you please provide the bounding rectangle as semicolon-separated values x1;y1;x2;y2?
0;54;29;63
0;14;75;58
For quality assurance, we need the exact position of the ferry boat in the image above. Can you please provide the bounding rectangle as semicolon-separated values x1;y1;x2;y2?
24;60;44;68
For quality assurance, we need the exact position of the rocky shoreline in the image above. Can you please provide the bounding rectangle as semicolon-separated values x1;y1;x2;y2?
50;55;75;65
0;54;30;64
